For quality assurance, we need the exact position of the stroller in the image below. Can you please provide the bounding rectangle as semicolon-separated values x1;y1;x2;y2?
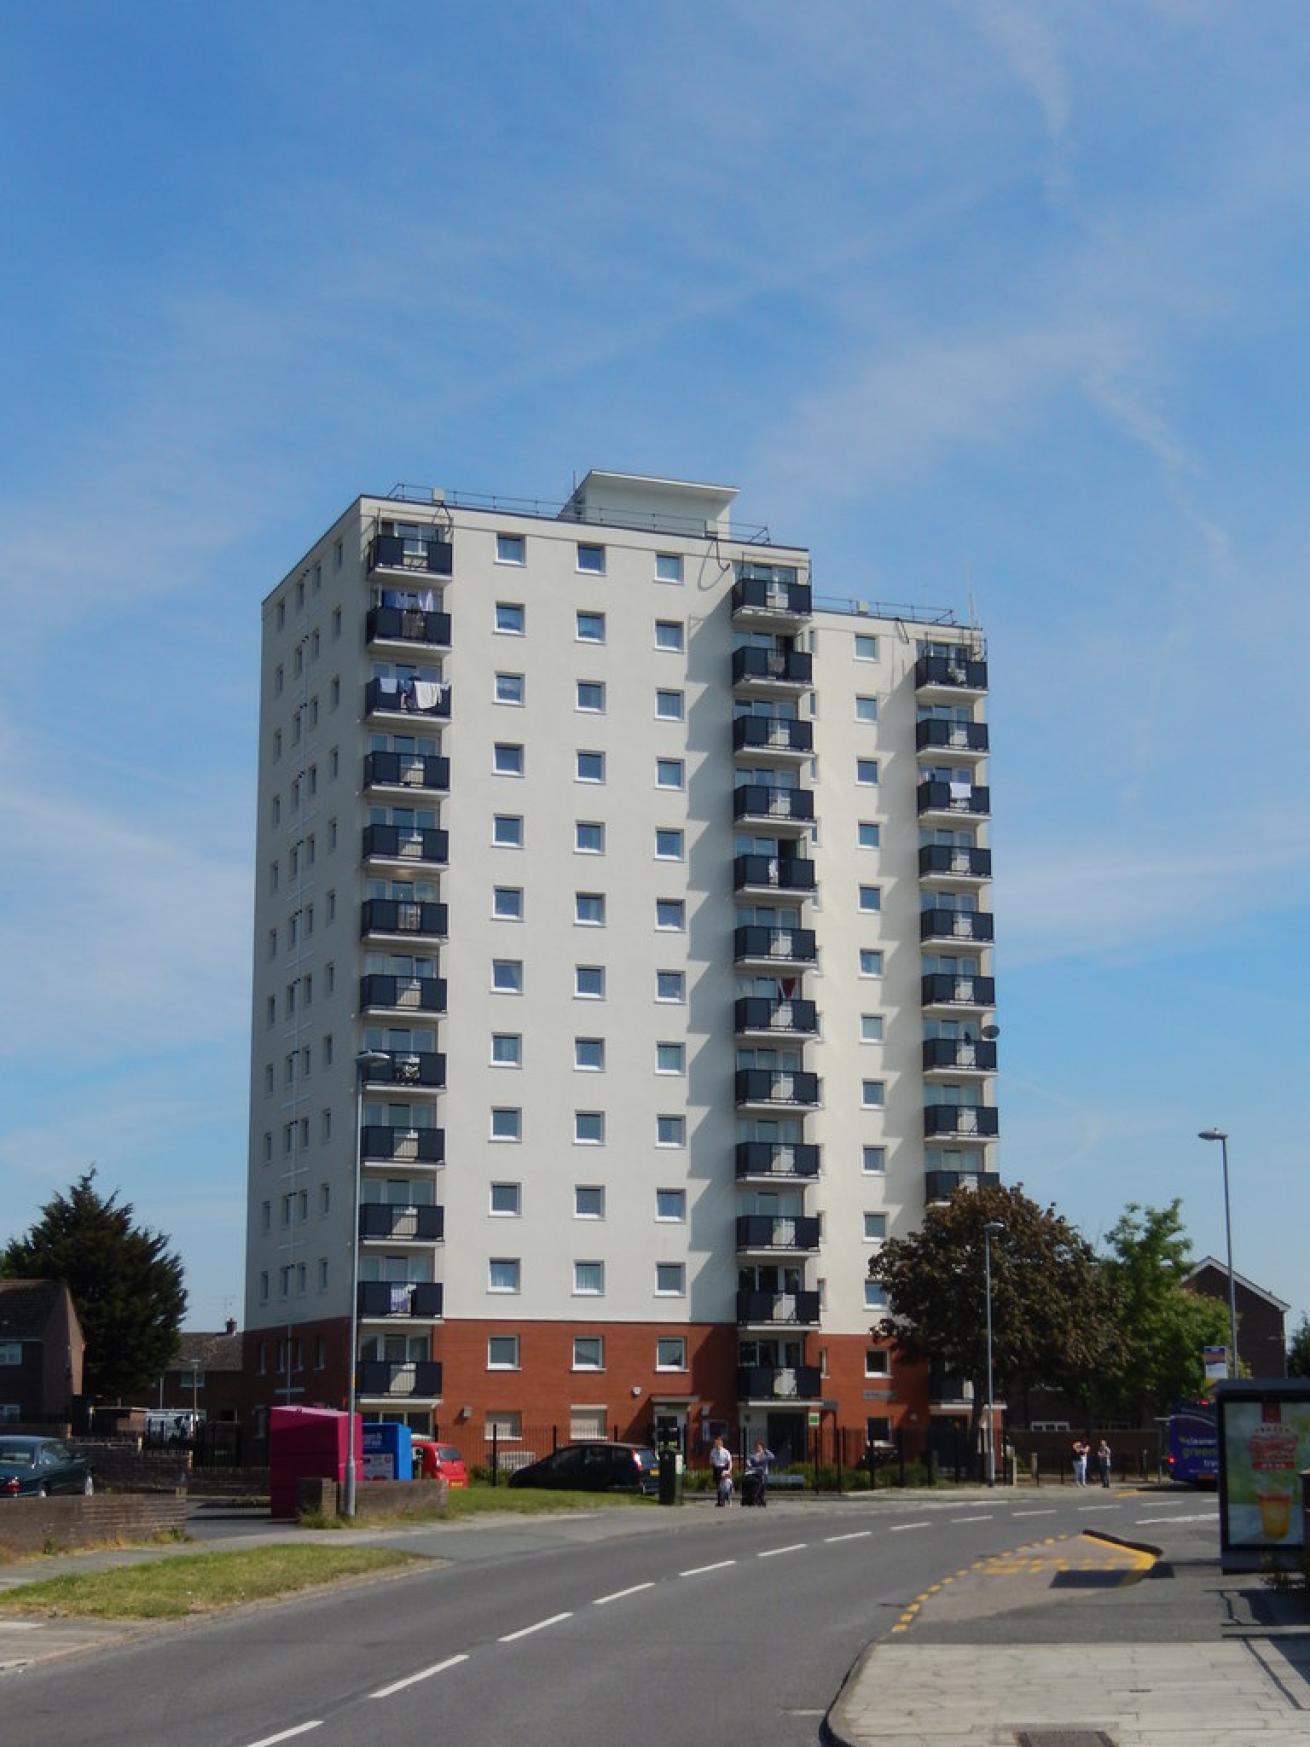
741;1467;766;1508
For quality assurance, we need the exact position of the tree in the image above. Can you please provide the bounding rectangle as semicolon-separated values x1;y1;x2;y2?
1286;1315;1310;1379
2;1170;187;1400
1099;1199;1230;1418
869;1181;1125;1454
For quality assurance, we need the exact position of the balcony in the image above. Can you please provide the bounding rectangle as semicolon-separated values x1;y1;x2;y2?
362;824;449;869
735;1068;821;1111
924;1105;1000;1139
732;715;813;759
916;717;989;756
359;974;447;1017
736;1215;821;1255
735;1142;821;1183
734;997;818;1040
734;925;817;968
357;1359;444;1400
736;1290;821;1328
359;1126;445;1166
917;780;990;822
915;654;988;696
731;575;813;623
733;785;814;830
368;532;453;577
364;751;450;795
366;606;451;651
731;645;813;691
356;1280;444;1319
918;844;991;883
926;1168;986;1203
922;1037;998;1075
365;677;451;721
929;1370;973;1405
360;899;448;943
359;1203;445;1243
733;854;817;896
362;1052;446;1093
737;1364;822;1402
919;908;994;946
921;973;996;1011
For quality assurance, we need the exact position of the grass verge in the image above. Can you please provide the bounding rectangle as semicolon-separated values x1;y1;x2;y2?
298;1484;654;1529
0;1544;421;1619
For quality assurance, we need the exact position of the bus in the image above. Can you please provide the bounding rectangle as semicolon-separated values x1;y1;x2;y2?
1165;1400;1218;1485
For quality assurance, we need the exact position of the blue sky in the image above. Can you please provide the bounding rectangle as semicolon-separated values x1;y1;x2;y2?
2;3;1306;1337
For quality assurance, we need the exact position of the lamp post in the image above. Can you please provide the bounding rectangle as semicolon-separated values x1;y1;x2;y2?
983;1220;1005;1487
344;1049;391;1520
1198;1129;1240;1380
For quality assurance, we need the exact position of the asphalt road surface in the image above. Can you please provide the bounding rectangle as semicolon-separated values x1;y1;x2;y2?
3;1488;1218;1747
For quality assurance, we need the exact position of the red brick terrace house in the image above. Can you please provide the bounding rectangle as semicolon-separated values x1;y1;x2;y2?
0;1279;85;1428
1183;1257;1289;1380
156;1322;244;1421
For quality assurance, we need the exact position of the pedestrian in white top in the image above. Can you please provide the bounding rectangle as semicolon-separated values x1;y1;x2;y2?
710;1436;733;1506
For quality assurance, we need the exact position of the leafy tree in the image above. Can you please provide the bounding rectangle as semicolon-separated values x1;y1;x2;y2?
1287;1314;1310;1379
869;1181;1124;1452
1099;1199;1230;1417
2;1170;187;1400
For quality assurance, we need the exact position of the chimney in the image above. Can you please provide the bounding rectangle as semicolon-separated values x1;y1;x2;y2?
224;1318;238;1336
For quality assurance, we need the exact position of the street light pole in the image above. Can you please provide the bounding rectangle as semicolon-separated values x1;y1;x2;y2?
983;1221;1005;1488
344;1049;390;1519
1198;1129;1240;1379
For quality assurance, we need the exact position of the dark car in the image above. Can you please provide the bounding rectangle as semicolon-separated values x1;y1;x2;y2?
506;1441;658;1494
0;1436;93;1498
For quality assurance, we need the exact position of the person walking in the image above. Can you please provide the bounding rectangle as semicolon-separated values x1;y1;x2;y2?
709;1435;734;1507
1097;1438;1112;1488
744;1439;775;1508
1072;1438;1089;1487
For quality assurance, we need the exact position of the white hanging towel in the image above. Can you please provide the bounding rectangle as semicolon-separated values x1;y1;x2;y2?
949;779;972;801
412;680;444;711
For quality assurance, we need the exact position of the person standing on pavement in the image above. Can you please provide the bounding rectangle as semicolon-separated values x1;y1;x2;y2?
1072;1438;1089;1487
709;1435;733;1507
745;1439;775;1507
1097;1438;1112;1488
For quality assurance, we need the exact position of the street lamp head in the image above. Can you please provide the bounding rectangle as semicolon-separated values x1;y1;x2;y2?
983;1221;1006;1236
1198;1128;1228;1143
355;1049;390;1074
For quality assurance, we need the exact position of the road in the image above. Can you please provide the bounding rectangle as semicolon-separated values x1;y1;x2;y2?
2;1488;1217;1747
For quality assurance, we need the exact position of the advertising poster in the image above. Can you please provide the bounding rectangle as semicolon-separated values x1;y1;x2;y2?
1217;1382;1310;1567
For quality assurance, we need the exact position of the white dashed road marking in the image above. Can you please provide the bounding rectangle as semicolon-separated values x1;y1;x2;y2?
593;1582;655;1606
1012;1509;1056;1517
890;1522;931;1532
1077;1504;1120;1512
246;1726;322;1747
498;1612;573;1643
1134;1512;1217;1524
825;1530;873;1543
948;1514;993;1523
679;1559;737;1577
0;1621;41;1630
757;1543;807;1558
370;1654;469;1698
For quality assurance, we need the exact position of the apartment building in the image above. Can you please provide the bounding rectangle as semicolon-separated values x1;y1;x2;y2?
242;470;996;1464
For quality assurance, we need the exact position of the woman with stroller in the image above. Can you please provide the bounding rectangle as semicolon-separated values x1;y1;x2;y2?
743;1439;776;1508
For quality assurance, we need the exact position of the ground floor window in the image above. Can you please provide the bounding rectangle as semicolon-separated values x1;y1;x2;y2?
570;1406;607;1440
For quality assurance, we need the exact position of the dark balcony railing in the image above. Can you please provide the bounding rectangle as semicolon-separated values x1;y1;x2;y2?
929;1371;970;1402
921;973;996;1008
916;717;989;754
735;1141;821;1181
731;576;813;618
922;1038;998;1073
919;908;994;943
918;844;991;879
368;532;453;577
365;676;451;719
734;997;818;1037
732;646;813;687
362;824;449;867
356;1358;444;1397
915;654;988;691
366;606;451;649
356;1280;444;1318
733;854;817;894
359;1203;445;1242
736;1289;821;1327
364;751;450;793
737;1364;822;1401
735;1068;820;1108
363;1051;446;1091
732;715;813;756
926;1169;986;1202
359;1126;445;1164
733;785;815;825
734;925;817;963
359;974;447;1016
924;1105;1000;1138
360;899;447;940
736;1215;821;1252
917;781;990;817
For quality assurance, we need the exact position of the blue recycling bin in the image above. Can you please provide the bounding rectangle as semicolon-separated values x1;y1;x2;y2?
362;1421;413;1481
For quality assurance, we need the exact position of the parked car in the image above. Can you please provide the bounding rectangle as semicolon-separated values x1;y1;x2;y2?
507;1442;658;1494
0;1437;93;1497
411;1439;468;1488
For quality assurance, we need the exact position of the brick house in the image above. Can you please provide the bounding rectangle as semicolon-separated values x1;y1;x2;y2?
156;1323;244;1421
1183;1258;1289;1379
0;1279;85;1427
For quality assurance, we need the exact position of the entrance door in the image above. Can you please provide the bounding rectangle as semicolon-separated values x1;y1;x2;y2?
766;1413;805;1468
653;1408;687;1455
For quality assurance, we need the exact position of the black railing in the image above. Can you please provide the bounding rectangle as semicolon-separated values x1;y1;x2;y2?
733;854;817;893
731;576;813;617
924;1105;1000;1138
733;785;815;824
737;1364;823;1401
915;654;988;691
922;1038;998;1072
362;824;449;866
736;1289;821;1326
365;677;451;719
363;1051;446;1090
732;715;813;755
926;1169;986;1202
916;717;989;754
356;1281;444;1318
359;1126;445;1164
364;751;450;792
736;1215;821;1251
368;533;453;576
735;1141;821;1181
366;606;451;648
734;997;818;1036
734;925;817;963
918;844;991;878
919;908;994;943
360;899;447;940
359;974;447;1015
921;973;996;1008
359;1203;445;1242
356;1359;444;1397
735;1068;820;1107
917;781;990;816
929;1371;970;1402
732;646;813;687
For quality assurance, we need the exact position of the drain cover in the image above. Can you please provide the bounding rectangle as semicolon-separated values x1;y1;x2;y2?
1015;1733;1117;1747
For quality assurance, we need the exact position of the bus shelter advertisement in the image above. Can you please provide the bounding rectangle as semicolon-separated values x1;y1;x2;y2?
1217;1381;1310;1568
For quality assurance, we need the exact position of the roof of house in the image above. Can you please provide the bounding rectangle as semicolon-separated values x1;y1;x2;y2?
170;1331;243;1373
1184;1258;1291;1314
0;1278;69;1341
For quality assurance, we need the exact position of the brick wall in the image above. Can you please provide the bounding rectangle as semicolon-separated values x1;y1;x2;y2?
69;1441;190;1493
295;1477;448;1519
0;1493;188;1557
185;1466;270;1498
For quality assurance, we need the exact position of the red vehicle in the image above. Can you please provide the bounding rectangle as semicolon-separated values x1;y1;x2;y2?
411;1439;468;1488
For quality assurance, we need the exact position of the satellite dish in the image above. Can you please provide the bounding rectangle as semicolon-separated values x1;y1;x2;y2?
979;1023;1000;1040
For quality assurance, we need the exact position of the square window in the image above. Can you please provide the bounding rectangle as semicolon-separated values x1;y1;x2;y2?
488;1258;521;1293
655;1262;685;1296
863;1212;888;1241
576;750;605;783
572;1335;604;1370
491;1107;522;1141
575;820;605;854
656;1188;686;1221
864;1281;889;1310
863;1145;886;1174
860;1014;884;1043
574;1037;605;1070
495;672;525;705
495;602;525;634
574;1110;605;1144
858;822;881;849
491;1033;522;1067
855;633;879;660
575;964;606;998
855;695;878;722
575;892;605;925
856;758;879;785
576;681;605;712
859;885;881;912
859;949;884;977
493;814;524;848
656;970;685;1002
493;887;524;920
574;1185;605;1219
576;543;606;574
576;611;605;642
861;1080;885;1107
656;758;684;789
496;533;525;565
656;1336;687;1370
864;1348;890;1377
494;743;524;777
655;553;683;583
573;1260;604;1294
492;959;523;993
655;1042;685;1074
487;1334;520;1368
655;899;685;930
655;828;683;859
656;1114;685;1146
655;620;684;651
489;1182;521;1216
655;689;684;720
